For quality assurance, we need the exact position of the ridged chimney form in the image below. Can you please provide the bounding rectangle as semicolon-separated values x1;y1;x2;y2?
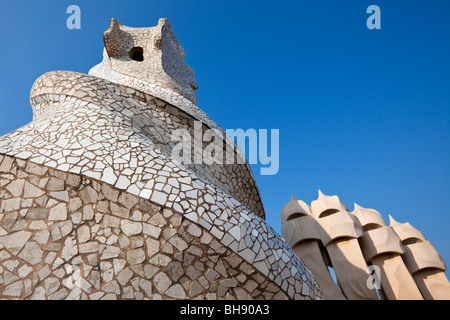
282;191;450;300
389;216;450;299
281;195;346;300
353;205;423;300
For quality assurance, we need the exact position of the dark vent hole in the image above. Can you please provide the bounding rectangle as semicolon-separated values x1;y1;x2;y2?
129;47;144;62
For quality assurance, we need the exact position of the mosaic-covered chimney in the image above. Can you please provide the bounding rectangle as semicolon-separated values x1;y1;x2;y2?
0;18;322;300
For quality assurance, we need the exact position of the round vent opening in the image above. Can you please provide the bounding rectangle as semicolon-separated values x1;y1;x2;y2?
129;47;144;62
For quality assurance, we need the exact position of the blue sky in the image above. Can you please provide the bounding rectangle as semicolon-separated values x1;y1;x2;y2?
0;1;449;275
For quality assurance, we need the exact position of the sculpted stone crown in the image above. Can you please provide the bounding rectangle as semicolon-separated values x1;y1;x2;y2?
90;18;198;104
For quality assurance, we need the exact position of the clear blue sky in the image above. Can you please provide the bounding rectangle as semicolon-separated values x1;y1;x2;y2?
0;1;449;274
